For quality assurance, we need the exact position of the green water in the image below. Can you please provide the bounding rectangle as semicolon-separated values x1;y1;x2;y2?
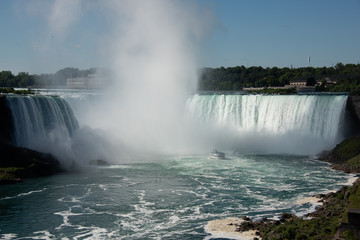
0;154;354;239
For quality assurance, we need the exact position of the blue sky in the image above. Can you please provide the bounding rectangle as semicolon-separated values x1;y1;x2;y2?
0;0;359;74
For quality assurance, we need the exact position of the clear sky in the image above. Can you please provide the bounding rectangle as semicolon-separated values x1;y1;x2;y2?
0;0;359;74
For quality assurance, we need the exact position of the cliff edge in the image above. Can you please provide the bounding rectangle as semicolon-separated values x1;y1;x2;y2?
347;96;360;125
0;95;63;184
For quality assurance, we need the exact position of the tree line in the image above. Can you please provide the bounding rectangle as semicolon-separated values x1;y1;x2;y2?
0;67;98;88
1;63;360;94
198;62;360;94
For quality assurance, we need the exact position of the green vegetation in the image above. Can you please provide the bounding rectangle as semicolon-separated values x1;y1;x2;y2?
264;218;339;239
0;87;34;95
348;183;360;209
1;63;360;93
0;167;25;181
198;63;360;94
253;137;360;239
259;181;360;240
0;71;34;88
321;137;360;173
0;67;111;88
326;75;360;95
329;137;360;163
246;87;297;95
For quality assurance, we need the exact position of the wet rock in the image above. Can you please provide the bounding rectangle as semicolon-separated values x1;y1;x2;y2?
0;142;63;184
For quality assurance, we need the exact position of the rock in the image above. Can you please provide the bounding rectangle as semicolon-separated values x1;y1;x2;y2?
0;141;63;184
236;221;256;232
0;178;21;184
347;95;360;127
89;159;108;165
0;95;14;144
316;193;326;198
281;212;298;222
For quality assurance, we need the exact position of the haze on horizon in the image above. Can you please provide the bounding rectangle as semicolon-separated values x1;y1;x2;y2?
0;0;359;75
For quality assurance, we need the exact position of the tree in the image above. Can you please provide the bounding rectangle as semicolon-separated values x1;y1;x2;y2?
16;72;34;88
0;71;14;87
306;77;316;86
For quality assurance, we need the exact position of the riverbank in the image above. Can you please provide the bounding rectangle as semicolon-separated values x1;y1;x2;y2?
225;137;360;240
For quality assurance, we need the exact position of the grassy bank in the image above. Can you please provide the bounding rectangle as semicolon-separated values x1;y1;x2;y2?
320;137;360;173
258;180;360;239
0;87;34;95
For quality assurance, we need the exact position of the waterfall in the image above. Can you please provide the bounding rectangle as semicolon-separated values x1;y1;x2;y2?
7;95;78;148
185;94;348;154
5;93;350;161
5;95;81;167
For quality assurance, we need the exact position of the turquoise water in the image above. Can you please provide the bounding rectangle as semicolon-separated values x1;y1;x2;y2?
0;153;354;239
1;91;354;239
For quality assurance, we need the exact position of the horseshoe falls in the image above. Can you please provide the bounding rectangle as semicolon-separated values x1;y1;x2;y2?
185;94;348;155
0;91;355;240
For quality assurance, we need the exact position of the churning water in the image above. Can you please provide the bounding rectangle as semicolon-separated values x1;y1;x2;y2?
0;154;355;239
0;90;355;239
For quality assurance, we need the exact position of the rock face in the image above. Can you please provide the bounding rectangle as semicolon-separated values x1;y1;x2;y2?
0;95;14;144
347;95;360;125
0;142;63;183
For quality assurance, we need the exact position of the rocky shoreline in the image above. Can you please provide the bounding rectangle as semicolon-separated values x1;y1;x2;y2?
233;180;359;239
230;138;360;240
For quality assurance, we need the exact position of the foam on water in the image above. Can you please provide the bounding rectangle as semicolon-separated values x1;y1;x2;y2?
0;156;354;239
0;234;18;240
204;218;258;240
1;91;355;239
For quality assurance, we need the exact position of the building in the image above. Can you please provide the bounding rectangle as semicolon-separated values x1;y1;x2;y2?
66;74;110;89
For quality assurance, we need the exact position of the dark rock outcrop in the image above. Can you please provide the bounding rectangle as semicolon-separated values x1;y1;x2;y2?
347;95;360;125
0;141;63;183
0;95;14;144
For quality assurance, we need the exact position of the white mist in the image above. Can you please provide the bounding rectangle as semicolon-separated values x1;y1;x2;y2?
87;1;214;157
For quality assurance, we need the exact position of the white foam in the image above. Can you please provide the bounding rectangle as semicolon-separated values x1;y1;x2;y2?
54;207;84;229
295;196;321;205
29;231;55;240
2;188;48;200
0;234;18;240
73;227;109;240
169;215;180;223
344;175;358;186
204;217;260;240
